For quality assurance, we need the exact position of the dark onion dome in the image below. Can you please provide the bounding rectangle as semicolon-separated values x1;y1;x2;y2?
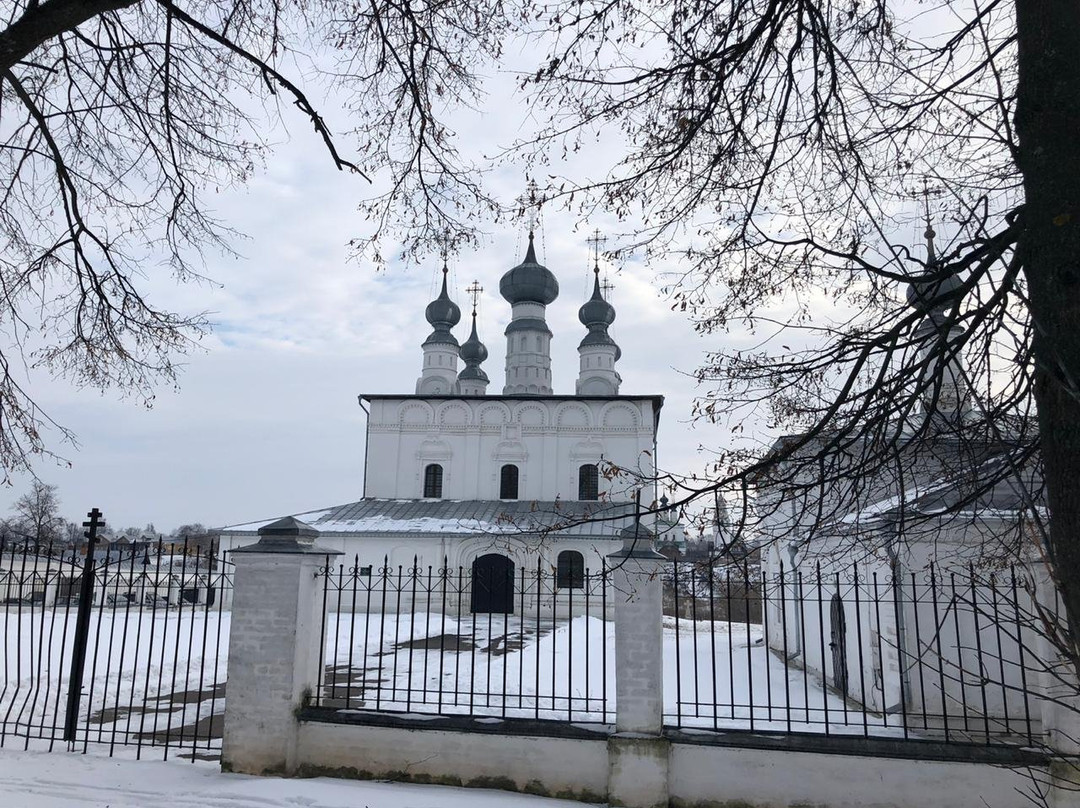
579;273;616;328
425;270;462;329
500;233;559;305
906;269;964;313
578;270;620;359
458;363;489;383
459;315;489;366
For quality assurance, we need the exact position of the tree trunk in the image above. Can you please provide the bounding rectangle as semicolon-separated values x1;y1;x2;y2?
1015;0;1080;663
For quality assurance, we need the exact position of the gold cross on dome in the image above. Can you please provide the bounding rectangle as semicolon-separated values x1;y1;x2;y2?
465;280;484;314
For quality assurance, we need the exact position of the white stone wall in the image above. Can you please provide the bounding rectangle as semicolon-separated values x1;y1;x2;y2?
289;720;1048;808
220;532;621;574
364;396;658;502
668;741;1042;808
217;531;623;616
297;721;609;799
760;533;1049;728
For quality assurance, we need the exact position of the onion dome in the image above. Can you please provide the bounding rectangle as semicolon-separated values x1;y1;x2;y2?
500;233;559;305
579;272;616;328
423;267;461;346
905;219;963;315
458;312;489;382
578;268;620;358
906;271;963;314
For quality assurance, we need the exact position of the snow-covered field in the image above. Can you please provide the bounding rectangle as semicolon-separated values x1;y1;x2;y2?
0;746;599;807
1;607;227;754
2;606;875;758
320;611;861;733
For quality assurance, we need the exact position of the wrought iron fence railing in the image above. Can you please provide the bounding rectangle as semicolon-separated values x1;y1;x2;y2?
664;560;1050;747
0;534;232;759
313;554;1053;748
314;556;612;723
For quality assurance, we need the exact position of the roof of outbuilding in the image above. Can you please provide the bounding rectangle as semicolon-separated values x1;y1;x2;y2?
218;498;640;538
839;449;1043;527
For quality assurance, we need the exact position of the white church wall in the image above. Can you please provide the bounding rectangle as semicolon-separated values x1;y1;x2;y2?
217;530;622;616
760;525;1049;733
363;396;658;503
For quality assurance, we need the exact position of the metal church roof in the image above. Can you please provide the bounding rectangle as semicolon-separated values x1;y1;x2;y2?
218;498;642;538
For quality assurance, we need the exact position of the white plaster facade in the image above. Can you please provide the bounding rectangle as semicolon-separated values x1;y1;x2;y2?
362;394;659;502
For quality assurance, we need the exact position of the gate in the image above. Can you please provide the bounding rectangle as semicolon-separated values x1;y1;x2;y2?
0;510;233;759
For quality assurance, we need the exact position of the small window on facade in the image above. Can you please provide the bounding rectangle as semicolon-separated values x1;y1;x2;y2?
423;464;443;499
557;550;585;589
500;464;519;500
578;464;599;501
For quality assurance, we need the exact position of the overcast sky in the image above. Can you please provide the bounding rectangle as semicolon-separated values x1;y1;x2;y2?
0;36;795;534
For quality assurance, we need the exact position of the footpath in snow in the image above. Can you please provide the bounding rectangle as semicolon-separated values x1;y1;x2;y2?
0;748;602;808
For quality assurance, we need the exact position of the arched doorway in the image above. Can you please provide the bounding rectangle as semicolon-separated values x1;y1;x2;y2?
471;554;514;614
829;593;848;696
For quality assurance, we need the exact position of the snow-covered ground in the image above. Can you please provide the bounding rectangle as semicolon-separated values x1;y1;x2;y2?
321;611;863;733
0;747;600;807
2;607;879;758
1;607;227;753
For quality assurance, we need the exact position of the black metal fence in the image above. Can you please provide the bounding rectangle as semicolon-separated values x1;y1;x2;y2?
0;529;232;759
311;556;1051;747
666;560;1049;747
314;556;612;723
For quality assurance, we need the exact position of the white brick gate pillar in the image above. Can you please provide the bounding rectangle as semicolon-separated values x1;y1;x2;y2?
607;524;670;808
221;516;339;775
1037;570;1080;807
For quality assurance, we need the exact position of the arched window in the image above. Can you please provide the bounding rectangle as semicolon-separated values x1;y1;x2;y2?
578;464;599;501
423;464;443;499
499;464;519;500
557;550;585;589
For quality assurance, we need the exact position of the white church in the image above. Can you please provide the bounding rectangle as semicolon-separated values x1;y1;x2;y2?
217;231;667;612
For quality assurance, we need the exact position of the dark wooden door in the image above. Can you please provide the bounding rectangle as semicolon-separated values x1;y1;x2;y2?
471;554;514;614
829;593;848;696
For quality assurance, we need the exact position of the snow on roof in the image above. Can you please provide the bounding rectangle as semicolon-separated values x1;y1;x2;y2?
838;449;1042;526
218;499;639;538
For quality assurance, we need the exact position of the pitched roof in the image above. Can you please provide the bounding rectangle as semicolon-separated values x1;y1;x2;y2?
840;449;1043;526
218;498;641;539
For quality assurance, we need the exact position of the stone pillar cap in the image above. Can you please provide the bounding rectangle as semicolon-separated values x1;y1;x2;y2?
257;515;320;539
233;516;340;555
608;521;666;560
